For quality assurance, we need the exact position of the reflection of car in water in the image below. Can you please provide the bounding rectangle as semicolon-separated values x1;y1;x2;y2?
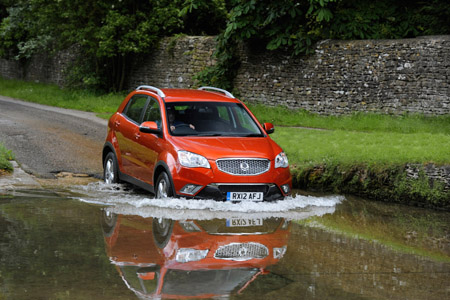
102;211;291;299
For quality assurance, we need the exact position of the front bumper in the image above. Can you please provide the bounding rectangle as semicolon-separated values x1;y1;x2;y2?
192;183;285;202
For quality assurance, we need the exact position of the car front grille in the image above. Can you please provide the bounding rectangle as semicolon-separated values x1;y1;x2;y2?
216;158;270;175
214;243;269;261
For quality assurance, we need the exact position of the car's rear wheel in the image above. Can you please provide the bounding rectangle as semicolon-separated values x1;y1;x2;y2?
104;152;119;184
155;172;173;199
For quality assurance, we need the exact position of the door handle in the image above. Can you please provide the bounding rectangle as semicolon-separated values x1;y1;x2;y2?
114;120;120;127
135;133;140;140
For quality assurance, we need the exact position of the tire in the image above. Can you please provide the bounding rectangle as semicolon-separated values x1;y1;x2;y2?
155;172;173;199
104;152;120;184
101;210;118;237
152;218;174;248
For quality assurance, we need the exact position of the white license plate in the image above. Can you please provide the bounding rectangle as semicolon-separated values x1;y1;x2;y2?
226;192;263;202
226;218;263;227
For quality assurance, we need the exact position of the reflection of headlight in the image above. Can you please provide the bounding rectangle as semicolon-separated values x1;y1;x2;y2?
275;152;289;168
273;246;287;259
176;248;209;263
178;150;211;168
179;221;201;232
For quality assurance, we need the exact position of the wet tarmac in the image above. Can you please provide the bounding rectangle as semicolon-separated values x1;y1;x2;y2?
0;186;448;299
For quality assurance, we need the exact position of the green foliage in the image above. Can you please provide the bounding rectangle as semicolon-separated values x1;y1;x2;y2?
1;0;449;90
292;162;449;209
0;143;14;173
196;0;450;88
179;0;227;35
328;0;450;39
195;0;336;88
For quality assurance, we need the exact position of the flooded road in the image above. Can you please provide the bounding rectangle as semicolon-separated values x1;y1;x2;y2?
1;186;448;299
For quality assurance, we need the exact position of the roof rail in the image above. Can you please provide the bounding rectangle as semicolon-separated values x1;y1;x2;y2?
136;85;166;98
198;86;235;99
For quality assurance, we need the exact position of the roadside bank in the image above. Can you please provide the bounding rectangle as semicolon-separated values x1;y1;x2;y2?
292;162;450;210
0;161;100;192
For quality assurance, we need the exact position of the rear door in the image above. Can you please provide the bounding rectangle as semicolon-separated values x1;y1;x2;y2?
116;94;149;177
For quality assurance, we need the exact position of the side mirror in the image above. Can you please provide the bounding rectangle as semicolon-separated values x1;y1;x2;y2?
137;265;160;281
140;121;161;135
263;122;275;134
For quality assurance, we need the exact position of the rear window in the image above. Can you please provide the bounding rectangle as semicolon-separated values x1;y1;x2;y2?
123;95;148;123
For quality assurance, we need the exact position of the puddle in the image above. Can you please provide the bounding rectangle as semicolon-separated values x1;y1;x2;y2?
0;187;448;299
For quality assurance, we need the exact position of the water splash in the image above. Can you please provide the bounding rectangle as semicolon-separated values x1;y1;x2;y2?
74;182;344;220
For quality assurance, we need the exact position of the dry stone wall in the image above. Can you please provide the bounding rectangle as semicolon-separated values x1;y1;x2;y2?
0;46;79;86
0;57;21;80
1;35;449;116
126;36;216;90
234;36;450;115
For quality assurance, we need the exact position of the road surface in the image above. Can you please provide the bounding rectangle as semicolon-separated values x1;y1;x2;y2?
0;96;107;178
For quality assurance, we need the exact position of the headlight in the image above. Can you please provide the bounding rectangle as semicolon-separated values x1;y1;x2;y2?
176;248;209;263
179;221;201;232
178;151;211;168
275;152;289;168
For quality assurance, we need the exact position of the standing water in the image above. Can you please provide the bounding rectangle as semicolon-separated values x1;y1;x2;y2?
0;184;448;299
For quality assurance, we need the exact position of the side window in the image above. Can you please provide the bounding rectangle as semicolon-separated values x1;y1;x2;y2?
123;95;148;123
143;98;162;126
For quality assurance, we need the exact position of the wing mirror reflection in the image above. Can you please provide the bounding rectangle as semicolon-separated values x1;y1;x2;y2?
137;265;160;281
263;123;275;134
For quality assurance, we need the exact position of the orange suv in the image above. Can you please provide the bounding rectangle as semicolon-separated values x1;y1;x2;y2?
102;86;291;201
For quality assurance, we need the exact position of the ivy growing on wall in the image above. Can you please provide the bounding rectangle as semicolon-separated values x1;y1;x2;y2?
195;0;450;90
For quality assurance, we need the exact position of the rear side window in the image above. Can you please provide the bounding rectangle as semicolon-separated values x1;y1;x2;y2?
123;95;148;123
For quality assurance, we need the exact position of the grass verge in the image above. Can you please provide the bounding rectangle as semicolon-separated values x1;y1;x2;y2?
0;143;14;174
297;197;450;262
0;77;124;117
248;103;450;134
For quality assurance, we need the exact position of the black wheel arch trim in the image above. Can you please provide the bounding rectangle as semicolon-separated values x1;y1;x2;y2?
154;161;177;197
102;142;118;164
102;142;126;183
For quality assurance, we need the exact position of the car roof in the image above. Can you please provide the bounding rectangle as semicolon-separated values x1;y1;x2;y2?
140;88;241;103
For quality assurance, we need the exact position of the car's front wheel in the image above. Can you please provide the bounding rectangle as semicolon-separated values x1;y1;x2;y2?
153;218;174;248
104;152;120;184
155;172;173;199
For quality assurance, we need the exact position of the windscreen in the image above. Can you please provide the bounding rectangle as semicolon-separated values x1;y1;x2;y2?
165;102;264;137
162;268;259;296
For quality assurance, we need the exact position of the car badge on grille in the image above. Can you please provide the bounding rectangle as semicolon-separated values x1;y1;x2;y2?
238;246;248;257
240;162;250;172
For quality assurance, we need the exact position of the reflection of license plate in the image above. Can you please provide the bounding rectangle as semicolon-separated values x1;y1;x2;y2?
226;192;263;201
226;218;263;227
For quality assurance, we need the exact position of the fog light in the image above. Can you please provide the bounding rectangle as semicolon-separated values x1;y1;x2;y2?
281;184;290;194
273;246;287;259
180;184;203;195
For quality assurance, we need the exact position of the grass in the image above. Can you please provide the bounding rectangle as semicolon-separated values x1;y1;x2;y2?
246;103;450;166
248;103;450;134
296;197;450;262
0;143;14;173
271;128;450;166
0;77;124;117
